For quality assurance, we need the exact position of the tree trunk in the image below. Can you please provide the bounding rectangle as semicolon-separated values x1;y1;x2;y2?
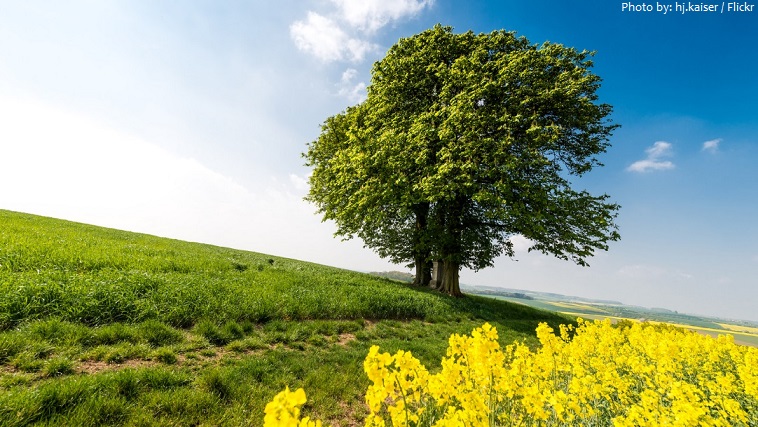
438;260;462;297
411;202;431;286
434;196;464;297
428;260;442;290
412;257;432;286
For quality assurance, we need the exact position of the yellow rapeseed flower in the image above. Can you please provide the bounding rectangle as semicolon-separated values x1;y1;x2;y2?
266;320;758;426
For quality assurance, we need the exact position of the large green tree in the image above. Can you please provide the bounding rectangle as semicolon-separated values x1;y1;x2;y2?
305;25;620;297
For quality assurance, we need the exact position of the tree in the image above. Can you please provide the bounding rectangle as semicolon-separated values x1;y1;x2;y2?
304;103;432;284
304;25;620;297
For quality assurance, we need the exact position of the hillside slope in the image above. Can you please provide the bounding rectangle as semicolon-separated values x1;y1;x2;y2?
0;209;570;426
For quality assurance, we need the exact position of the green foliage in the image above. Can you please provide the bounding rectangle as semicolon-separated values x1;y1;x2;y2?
304;25;620;295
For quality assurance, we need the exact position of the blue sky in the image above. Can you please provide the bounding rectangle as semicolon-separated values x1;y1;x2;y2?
1;1;756;321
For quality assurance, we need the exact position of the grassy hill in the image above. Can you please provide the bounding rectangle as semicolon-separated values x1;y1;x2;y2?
0;209;571;426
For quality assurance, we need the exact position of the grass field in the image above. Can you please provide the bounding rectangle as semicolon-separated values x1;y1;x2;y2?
0;209;573;426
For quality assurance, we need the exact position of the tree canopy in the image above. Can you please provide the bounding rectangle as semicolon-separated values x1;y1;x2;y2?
304;25;620;297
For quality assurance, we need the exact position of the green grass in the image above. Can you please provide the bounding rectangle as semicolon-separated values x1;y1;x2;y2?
0;209;572;426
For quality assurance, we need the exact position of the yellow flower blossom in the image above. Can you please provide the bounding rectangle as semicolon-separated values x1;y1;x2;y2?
265;320;758;426
264;387;322;427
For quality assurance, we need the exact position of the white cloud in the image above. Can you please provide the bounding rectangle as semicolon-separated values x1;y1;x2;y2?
331;0;435;33
627;141;676;173
341;68;358;83
337;68;367;103
290;0;433;62
702;138;721;154
626;159;675;173
645;141;673;158
289;12;376;63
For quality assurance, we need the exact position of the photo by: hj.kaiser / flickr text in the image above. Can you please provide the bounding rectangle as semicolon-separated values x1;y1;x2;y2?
622;1;755;13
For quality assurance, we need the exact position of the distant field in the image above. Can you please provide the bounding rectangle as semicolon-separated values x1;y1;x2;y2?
546;301;610;315
480;296;619;320
479;294;758;348
553;311;628;323
650;321;758;348
718;322;758;335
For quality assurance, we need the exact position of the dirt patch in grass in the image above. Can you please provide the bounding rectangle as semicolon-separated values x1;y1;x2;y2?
328;399;368;427
336;333;356;346
76;358;156;375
